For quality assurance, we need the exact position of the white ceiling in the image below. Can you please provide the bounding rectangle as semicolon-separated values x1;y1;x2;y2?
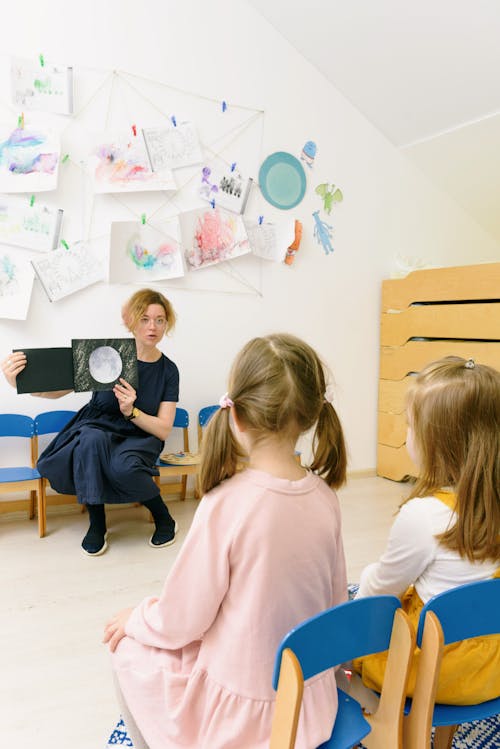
247;0;500;248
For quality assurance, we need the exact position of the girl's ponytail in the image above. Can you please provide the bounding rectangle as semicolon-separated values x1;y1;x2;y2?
199;406;244;495
310;401;347;488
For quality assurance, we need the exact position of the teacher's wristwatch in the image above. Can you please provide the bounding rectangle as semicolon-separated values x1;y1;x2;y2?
126;406;140;421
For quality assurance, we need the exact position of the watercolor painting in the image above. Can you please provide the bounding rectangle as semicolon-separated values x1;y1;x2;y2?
198;157;253;214
31;240;105;302
181;207;250;271
11;57;74;115
109;219;184;283
0;117;60;192
142;122;203;171
244;217;296;262
91;133;176;194
0;194;63;251
0;251;35;320
72;338;138;392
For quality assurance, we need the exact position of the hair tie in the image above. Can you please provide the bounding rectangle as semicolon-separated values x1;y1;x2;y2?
464;359;475;369
219;393;234;409
324;385;335;405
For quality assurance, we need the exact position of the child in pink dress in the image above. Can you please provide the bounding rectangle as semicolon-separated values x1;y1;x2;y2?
103;333;348;749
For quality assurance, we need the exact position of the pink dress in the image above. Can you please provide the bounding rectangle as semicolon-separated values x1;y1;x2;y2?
111;468;347;749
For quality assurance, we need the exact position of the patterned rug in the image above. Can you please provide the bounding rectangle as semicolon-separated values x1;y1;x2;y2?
106;714;500;747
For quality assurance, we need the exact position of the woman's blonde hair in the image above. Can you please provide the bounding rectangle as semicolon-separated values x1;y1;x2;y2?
122;288;176;336
200;333;347;494
405;356;500;562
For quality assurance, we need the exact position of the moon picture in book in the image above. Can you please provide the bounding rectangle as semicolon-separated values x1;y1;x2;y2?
181;207;250;271
11;57;74;116
91;132;176;194
72;338;138;392
109;219;184;283
0;116;60;192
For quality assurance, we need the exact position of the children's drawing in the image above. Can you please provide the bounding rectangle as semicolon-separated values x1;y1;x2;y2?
142;122;203;171
91;133;176;194
312;211;334;255
0;118;60;192
198;158;253;214
31;241;104;302
315;182;343;215
109;220;184;283
300;141;317;168
284;220;303;265
181;207;250;271
11;57;74;115
244;217;296;262
0;194;63;251
0;252;35;320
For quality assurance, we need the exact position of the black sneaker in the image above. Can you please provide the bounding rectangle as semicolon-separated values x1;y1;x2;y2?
149;520;178;548
82;528;109;556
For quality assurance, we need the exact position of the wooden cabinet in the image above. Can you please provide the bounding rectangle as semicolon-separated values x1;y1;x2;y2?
377;262;500;481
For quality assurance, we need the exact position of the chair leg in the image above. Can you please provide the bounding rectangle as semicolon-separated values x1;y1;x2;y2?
29;489;36;519
38;479;46;538
181;475;187;501
433;725;457;749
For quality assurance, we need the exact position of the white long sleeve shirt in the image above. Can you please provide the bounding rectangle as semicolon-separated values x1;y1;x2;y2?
357;495;497;603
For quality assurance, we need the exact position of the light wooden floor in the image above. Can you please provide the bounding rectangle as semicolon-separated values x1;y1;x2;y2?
0;475;408;749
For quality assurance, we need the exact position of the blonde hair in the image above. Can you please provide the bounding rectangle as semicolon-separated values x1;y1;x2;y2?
200;333;347;494
405;356;500;562
122;288;176;336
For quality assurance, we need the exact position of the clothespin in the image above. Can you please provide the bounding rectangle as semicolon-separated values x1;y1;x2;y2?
30;195;35;207
60;239;69;250
210;198;216;209
230;162;236;172
141;213;146;225
18;113;24;129
258;215;264;225
131;124;137;137
62;154;70;164
171;115;177;127
39;54;45;67
222;100;227;113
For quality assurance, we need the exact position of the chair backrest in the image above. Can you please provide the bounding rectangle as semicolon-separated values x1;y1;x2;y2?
0;413;35;438
173;407;189;429
416;578;500;646
198;405;219;447
34;410;77;435
273;595;402;688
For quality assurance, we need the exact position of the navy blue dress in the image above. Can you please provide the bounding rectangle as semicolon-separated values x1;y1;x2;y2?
37;354;179;505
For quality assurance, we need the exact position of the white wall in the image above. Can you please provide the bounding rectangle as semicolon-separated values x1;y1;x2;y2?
1;0;499;471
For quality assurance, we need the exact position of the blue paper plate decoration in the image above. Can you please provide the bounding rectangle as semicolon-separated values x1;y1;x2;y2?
258;151;306;210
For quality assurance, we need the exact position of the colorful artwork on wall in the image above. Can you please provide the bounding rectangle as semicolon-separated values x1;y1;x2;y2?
0;251;35;320
312;210;334;255
197;157;253;214
0;194;63;251
258;151;306;210
0;116;60;192
90;133;176;194
11;57;74;115
31;240;104;301
315;182;343;215
181;207;250;270
109;219;184;283
142;121;203;171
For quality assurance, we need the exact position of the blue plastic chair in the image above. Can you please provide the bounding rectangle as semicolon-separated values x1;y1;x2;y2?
156;407;199;501
404;578;500;749
0;414;42;530
270;596;415;749
34;410;78;537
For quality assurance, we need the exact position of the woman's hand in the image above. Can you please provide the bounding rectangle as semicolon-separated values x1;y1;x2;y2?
1;351;26;389
113;378;137;418
103;606;134;652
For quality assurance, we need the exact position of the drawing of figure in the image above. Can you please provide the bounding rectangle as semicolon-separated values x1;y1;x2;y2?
300;140;317;168
199;167;219;199
312;211;334;255
315;183;343;215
